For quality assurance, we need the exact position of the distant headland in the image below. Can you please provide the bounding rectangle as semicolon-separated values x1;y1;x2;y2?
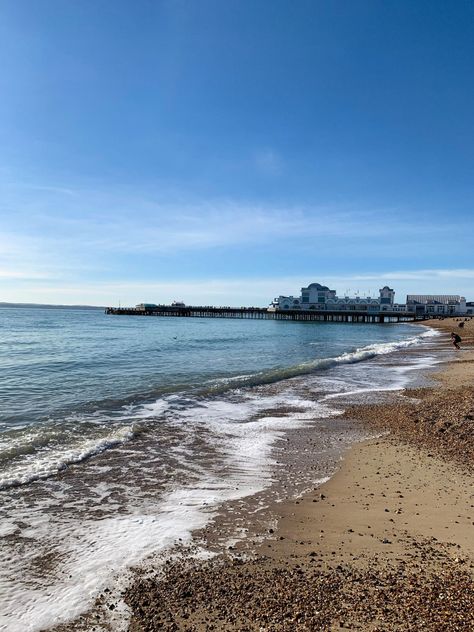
0;302;104;310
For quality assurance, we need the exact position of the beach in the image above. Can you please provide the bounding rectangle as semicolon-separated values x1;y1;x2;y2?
2;313;472;631
121;319;474;631
4;312;444;632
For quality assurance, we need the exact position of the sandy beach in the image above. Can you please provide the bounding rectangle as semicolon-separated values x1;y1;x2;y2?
120;319;474;631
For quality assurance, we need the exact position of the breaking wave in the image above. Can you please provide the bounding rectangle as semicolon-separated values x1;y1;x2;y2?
0;425;136;490
0;327;439;492
203;328;440;392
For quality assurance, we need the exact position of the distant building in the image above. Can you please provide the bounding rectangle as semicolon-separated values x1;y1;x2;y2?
135;303;158;310
270;282;400;313
406;295;467;317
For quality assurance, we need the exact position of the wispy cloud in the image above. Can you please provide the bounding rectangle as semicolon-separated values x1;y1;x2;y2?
2;181;77;196
307;270;474;301
1;178;473;304
1;195;450;256
0;268;52;280
254;148;283;175
324;269;474;282
3;269;472;306
63;206;393;253
2;177;470;257
0;232;58;281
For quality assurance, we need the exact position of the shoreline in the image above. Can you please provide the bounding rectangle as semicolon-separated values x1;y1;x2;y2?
40;319;473;631
121;319;474;631
3;321;438;632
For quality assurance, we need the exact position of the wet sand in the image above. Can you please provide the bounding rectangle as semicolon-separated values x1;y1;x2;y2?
123;319;474;631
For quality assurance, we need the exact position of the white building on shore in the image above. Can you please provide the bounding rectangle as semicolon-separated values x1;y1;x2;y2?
405;295;468;317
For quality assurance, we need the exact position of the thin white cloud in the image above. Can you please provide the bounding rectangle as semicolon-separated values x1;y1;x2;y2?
254;148;283;175
3;269;472;306
0;268;52;280
1;179;473;304
3;182;77;196
9;202;441;256
323;269;474;282
2;178;469;259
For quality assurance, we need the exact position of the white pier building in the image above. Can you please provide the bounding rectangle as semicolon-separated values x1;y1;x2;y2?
270;283;399;314
270;283;471;316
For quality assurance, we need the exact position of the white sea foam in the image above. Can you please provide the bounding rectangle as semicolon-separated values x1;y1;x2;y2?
0;425;136;490
0;410;309;630
0;509;208;631
331;329;439;364
0;386;336;631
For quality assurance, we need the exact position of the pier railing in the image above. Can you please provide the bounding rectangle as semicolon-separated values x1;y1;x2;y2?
105;305;417;323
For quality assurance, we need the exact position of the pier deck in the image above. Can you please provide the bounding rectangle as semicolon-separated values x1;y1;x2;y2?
105;306;417;323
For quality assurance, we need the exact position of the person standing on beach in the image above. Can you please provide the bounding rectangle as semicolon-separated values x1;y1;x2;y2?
451;332;461;350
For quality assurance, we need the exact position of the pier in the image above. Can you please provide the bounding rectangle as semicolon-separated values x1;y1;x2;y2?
105;305;417;323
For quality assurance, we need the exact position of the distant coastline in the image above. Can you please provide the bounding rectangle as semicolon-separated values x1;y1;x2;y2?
0;302;104;310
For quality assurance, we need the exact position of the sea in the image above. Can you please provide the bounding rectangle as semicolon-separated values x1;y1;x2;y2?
0;306;442;631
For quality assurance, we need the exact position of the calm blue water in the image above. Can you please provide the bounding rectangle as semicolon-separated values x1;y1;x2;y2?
0;307;440;631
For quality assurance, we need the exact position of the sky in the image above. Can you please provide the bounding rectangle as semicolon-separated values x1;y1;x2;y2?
0;0;473;306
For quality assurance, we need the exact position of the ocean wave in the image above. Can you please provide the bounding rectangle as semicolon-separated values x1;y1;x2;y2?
202;328;440;392
0;328;438;491
0;425;136;491
0;428;68;461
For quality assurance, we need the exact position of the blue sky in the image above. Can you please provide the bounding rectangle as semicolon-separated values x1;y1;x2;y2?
1;0;473;306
